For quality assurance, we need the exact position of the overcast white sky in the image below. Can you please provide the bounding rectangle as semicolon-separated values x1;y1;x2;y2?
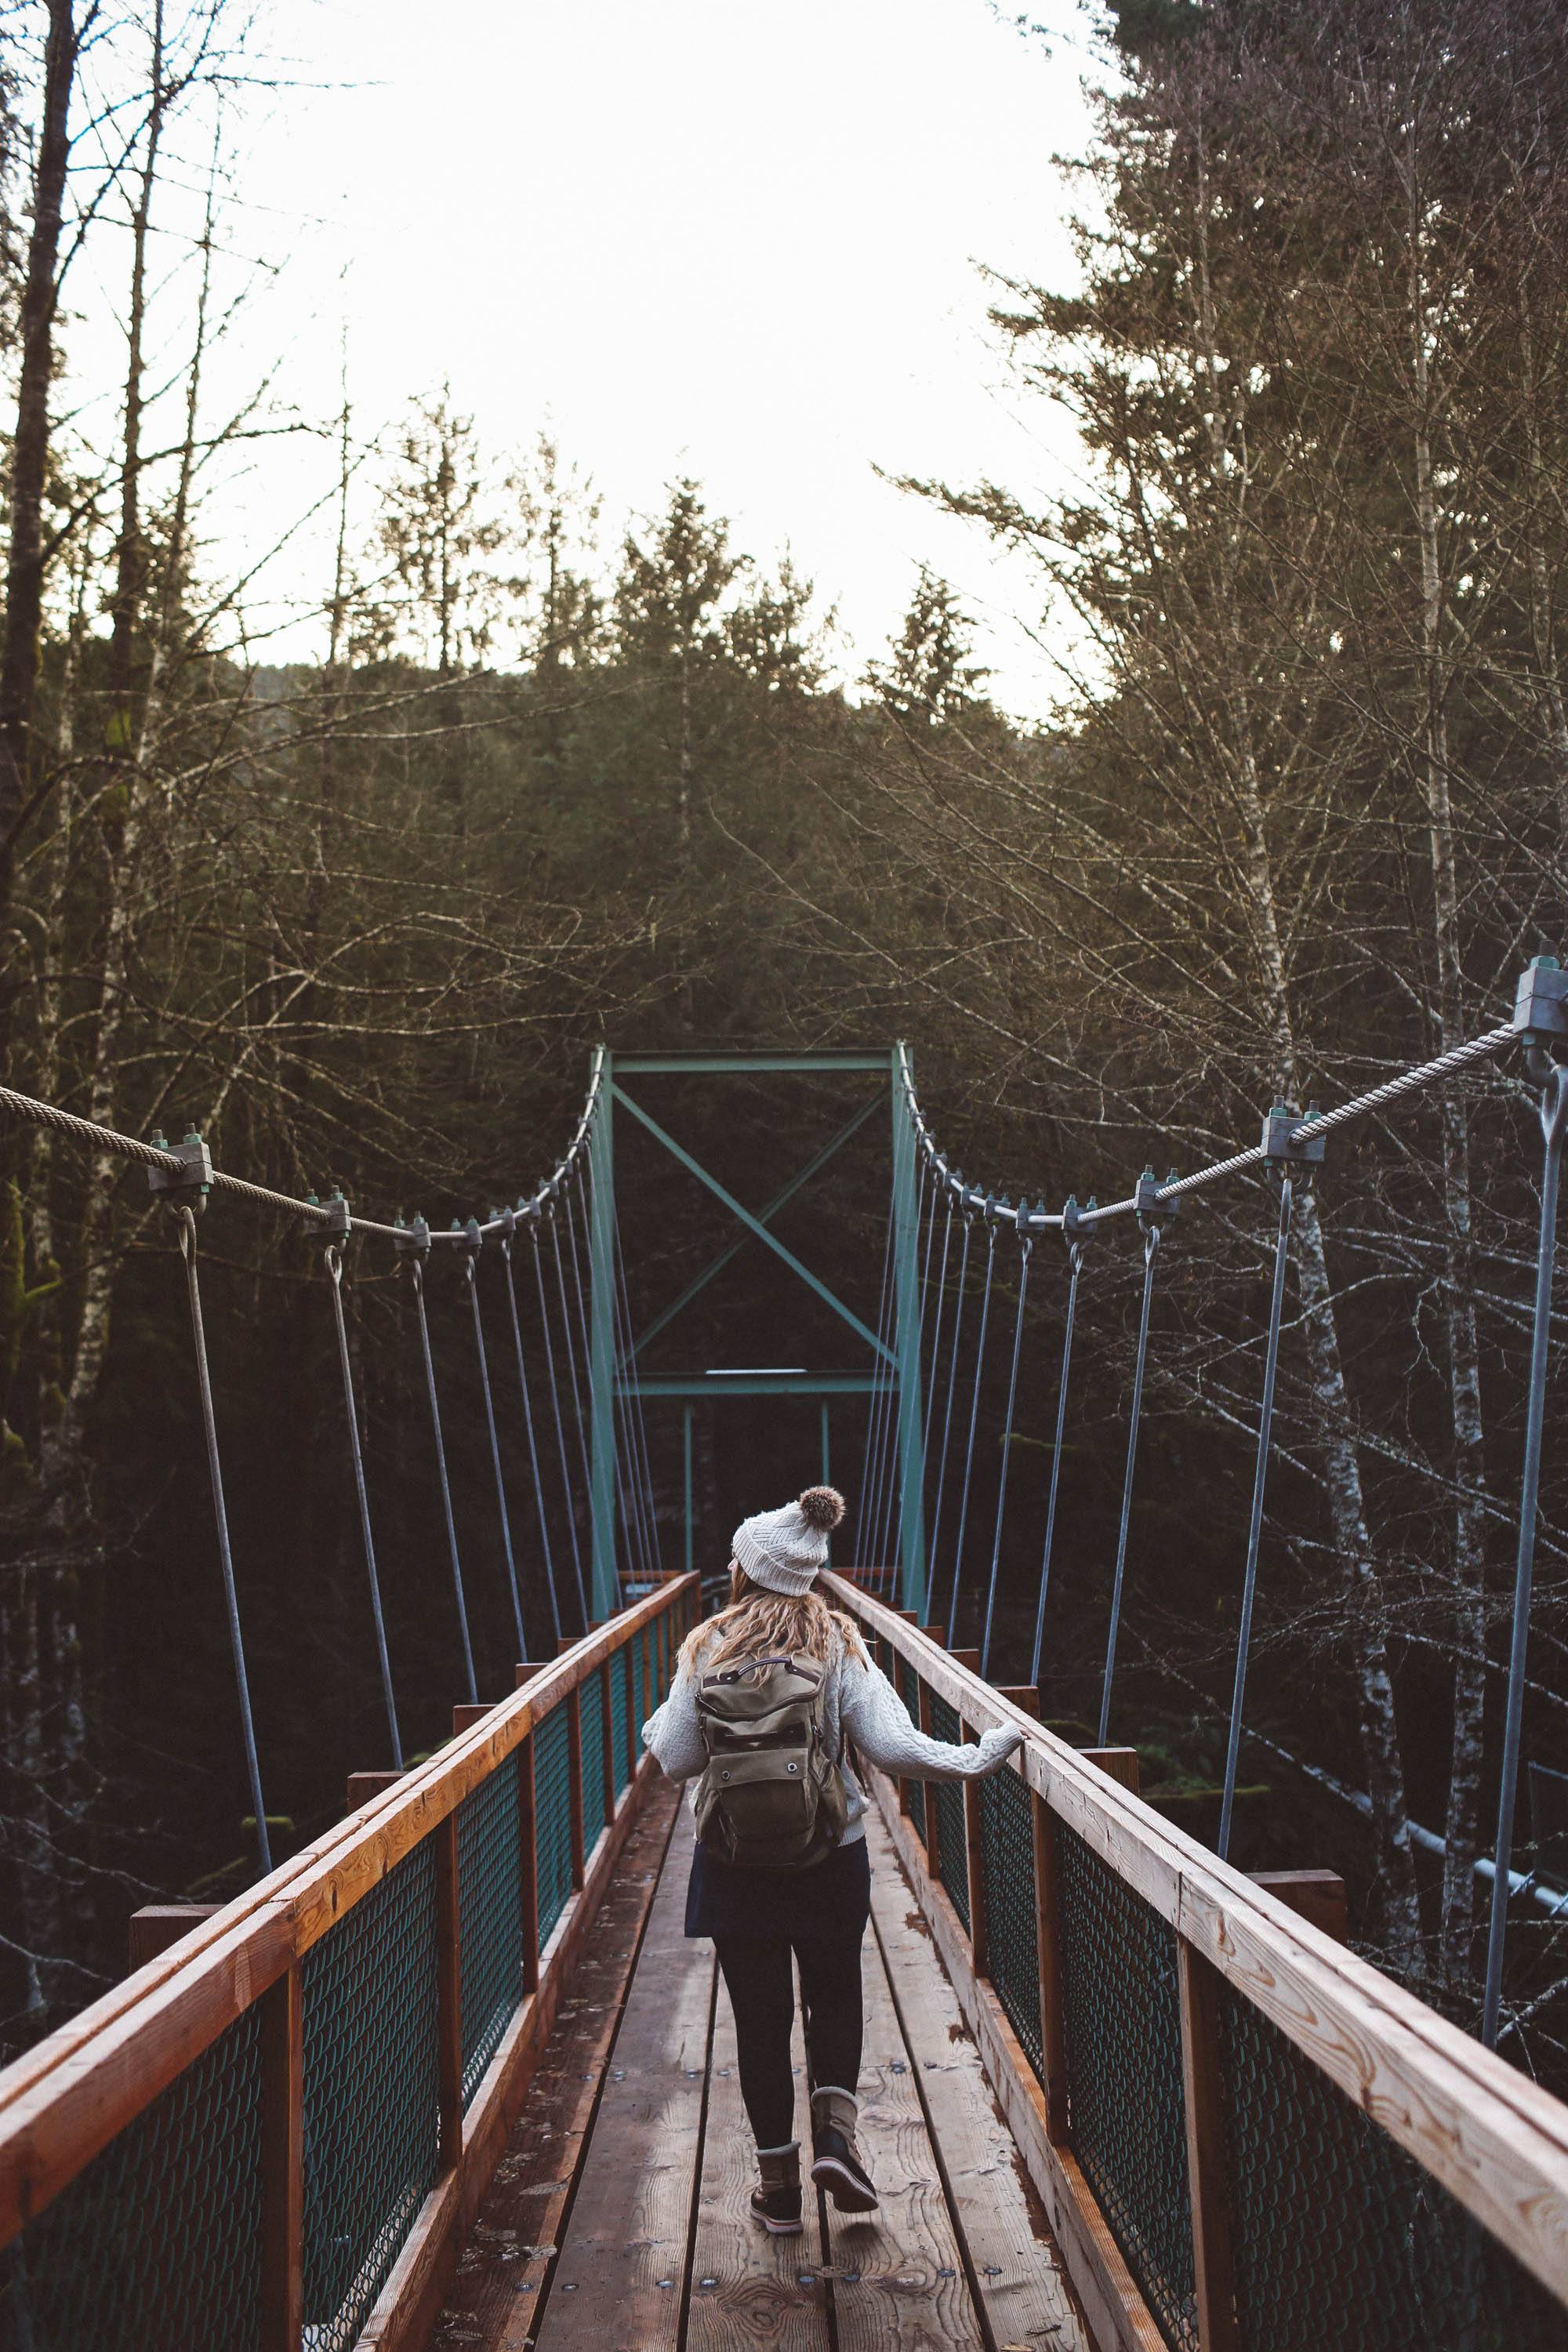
74;0;1109;713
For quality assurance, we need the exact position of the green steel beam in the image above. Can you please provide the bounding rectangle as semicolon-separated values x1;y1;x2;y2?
586;1054;620;1617
611;1083;895;1366
613;1051;895;1074
623;1372;883;1397
891;1049;928;1614
633;1089;887;1357
683;1403;695;1576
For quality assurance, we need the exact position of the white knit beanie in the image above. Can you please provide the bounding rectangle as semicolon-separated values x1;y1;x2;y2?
732;1486;847;1595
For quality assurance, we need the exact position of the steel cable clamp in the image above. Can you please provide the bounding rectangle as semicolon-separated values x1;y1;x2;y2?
1515;953;1568;1080
1261;1102;1325;1190
147;1127;213;1213
393;1212;431;1266
1136;1165;1180;1245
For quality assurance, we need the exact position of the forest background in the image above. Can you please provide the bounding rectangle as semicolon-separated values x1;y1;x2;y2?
2;0;1568;2091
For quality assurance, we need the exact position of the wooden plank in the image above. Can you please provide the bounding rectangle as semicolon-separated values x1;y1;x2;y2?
869;1765;1166;2352
687;1963;828;2350
827;1892;985;2352
532;1820;715;2347
456;1704;495;1735
1248;1869;1346;1943
422;1784;681;2352
127;1905;219;1971
259;1962;303;2352
1177;1939;1239;2352
866;1807;1092;2352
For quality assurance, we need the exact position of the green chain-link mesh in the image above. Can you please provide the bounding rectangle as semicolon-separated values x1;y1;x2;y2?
929;1692;971;1931
978;1759;1043;2079
457;1755;523;2107
579;1671;606;1846
1058;1821;1196;2351
533;1697;574;1949
0;2006;263;2351
1218;1977;1568;2350
301;1838;441;2350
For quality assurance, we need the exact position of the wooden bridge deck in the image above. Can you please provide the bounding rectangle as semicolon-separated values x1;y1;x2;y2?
429;1777;1091;2352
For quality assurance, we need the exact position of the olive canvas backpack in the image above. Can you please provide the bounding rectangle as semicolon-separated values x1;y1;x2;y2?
691;1651;850;1872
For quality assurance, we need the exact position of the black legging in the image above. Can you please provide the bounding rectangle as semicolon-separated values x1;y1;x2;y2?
714;1921;866;2147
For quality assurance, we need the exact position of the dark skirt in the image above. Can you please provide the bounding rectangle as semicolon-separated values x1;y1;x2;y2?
684;1830;872;1942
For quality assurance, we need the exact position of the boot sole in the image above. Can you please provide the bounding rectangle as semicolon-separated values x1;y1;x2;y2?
810;2155;880;2212
753;2210;804;2236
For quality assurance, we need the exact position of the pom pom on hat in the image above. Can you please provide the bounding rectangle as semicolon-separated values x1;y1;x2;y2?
732;1483;848;1595
797;1485;845;1533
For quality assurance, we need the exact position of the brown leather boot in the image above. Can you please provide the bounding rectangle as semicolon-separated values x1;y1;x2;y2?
750;2140;803;2234
809;2085;879;2212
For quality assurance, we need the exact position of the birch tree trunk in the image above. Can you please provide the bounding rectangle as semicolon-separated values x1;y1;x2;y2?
1402;129;1489;1989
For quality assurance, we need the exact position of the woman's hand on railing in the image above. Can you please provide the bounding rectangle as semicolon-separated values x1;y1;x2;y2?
972;1726;1023;1773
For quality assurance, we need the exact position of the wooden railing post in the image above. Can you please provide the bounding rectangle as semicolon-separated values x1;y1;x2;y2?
1082;1745;1140;1795
128;1904;219;1971
346;1769;402;1812
566;1685;586;1890
600;1656;615;1824
259;1962;303;2352
1249;1868;1347;1942
435;1814;463;2169
1031;1789;1070;2145
1178;1937;1240;2352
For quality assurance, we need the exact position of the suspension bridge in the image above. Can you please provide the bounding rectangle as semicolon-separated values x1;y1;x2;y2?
2;960;1567;2352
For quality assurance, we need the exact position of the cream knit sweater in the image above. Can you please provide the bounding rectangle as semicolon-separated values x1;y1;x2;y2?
640;1630;1022;1847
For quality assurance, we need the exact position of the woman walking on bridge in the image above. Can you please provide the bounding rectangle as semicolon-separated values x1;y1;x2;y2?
641;1485;1022;2236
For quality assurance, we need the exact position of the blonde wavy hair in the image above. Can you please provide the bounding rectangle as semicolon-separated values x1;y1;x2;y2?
680;1563;868;1675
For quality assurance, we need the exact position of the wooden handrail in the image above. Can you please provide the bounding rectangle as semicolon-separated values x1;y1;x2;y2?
823;1571;1568;2314
0;1573;697;2254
